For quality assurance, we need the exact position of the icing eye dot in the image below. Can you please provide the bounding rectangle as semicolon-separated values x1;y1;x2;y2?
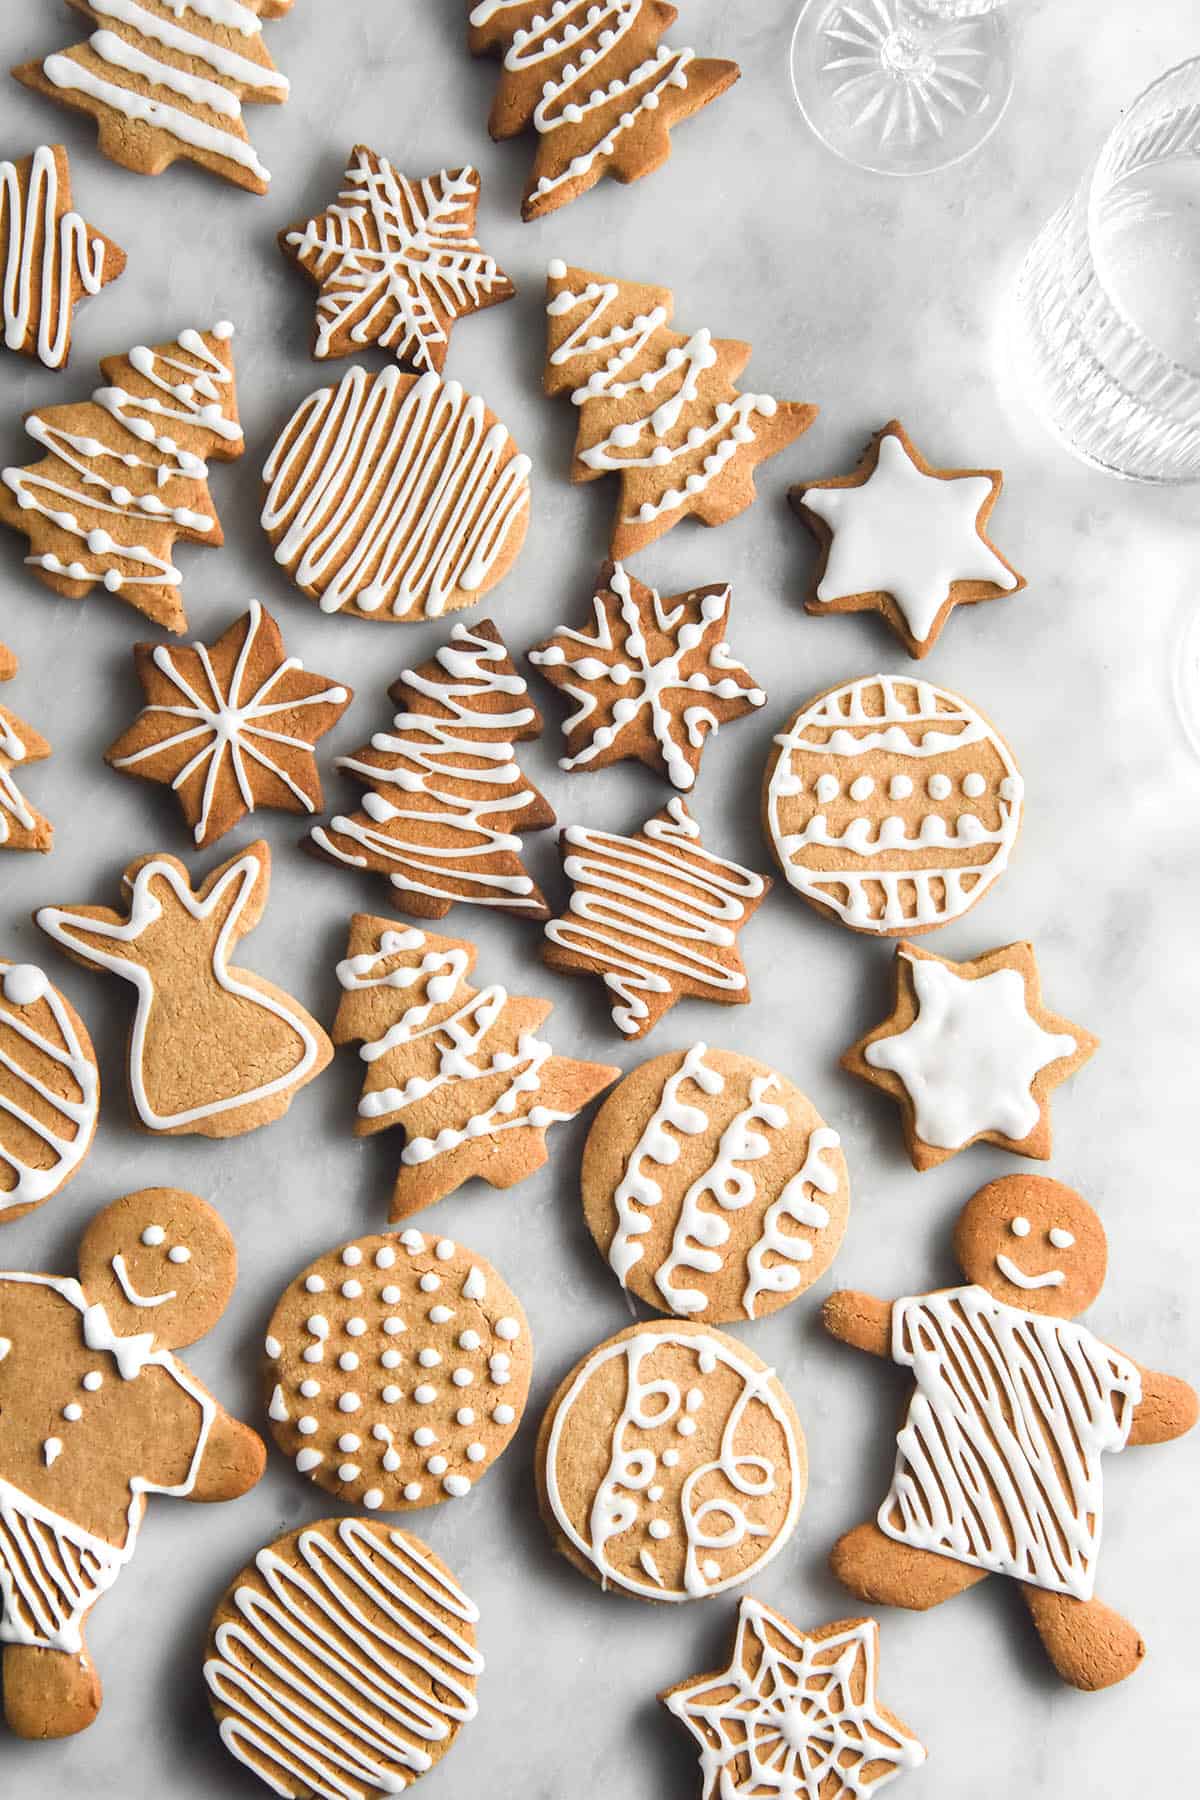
962;771;986;799
849;775;874;803
889;774;913;800
1049;1227;1076;1249
1010;1216;1031;1238
141;1225;165;1247
927;773;952;801
168;1246;190;1264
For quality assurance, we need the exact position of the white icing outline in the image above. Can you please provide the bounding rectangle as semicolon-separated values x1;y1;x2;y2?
0;958;97;1211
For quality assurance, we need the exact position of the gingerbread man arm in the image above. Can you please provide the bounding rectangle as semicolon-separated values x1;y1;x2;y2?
1126;1362;1199;1448
184;1407;265;1502
823;1290;894;1357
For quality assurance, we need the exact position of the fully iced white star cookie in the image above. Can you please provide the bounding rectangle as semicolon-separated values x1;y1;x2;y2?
791;421;1024;657
663;1597;926;1800
843;940;1097;1171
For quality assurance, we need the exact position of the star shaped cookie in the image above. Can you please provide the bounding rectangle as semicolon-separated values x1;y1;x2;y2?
842;940;1097;1171
528;561;766;790
105;600;353;848
280;150;514;372
0;644;53;854
0;143;125;370
662;1598;925;1800
790;421;1025;658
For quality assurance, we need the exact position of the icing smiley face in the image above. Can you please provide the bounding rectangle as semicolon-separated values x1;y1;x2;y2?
953;1175;1107;1318
77;1187;236;1349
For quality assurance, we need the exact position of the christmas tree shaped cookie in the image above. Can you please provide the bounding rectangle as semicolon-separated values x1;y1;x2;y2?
0;322;243;633
467;1;740;220
280;149;514;371
545;261;817;558
13;0;294;196
0;143;125;370
334;913;619;1219
310;620;555;920
0;644;53;854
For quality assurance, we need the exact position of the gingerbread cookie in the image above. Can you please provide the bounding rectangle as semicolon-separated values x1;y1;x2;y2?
265;1230;531;1510
333;913;619;1221
0;321;243;633
545;262;817;558
843;941;1097;1170
0;649;53;854
205;1517;481;1797
262;366;531;621
14;0;293;196
663;1599;926;1799
36;840;331;1137
0;960;99;1226
537;1318;805;1602
763;674;1023;936
825;1174;1199;1691
529;561;765;790
543;797;771;1038
310;621;553;919
1;144;125;370
468;1;740;220
790;421;1024;659
0;1187;264;1739
583;1046;849;1322
281;150;514;371
105;598;353;848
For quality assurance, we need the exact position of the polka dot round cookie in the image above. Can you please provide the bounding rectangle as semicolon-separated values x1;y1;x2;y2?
763;673;1023;936
264;1231;530;1511
536;1318;806;1603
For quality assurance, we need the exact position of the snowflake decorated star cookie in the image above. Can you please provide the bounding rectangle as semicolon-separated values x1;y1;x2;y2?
790;421;1024;658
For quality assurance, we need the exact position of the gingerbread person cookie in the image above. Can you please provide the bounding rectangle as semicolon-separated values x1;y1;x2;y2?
0;1188;264;1739
0;960;99;1226
0;144;125;370
825;1175;1198;1690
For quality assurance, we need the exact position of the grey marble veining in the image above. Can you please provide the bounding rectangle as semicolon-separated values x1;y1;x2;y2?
0;3;1198;1796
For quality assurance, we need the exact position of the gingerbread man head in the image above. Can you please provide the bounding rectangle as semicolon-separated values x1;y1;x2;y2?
76;1187;237;1349
953;1174;1107;1319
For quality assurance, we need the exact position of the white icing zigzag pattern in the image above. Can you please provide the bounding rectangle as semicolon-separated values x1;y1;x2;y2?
1;145;106;369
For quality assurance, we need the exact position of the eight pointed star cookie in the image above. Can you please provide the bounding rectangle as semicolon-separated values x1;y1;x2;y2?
662;1598;926;1800
0;143;126;370
790;421;1025;658
280;150;514;373
842;939;1097;1171
528;561;766;789
105;600;353;849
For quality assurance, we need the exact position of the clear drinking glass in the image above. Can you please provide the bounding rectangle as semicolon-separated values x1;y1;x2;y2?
1008;57;1200;484
789;0;1013;177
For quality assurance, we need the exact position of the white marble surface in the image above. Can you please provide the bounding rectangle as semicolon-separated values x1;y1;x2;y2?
2;3;1199;1796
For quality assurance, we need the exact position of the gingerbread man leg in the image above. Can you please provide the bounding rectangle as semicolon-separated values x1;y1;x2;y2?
831;1521;990;1610
1019;1585;1145;1691
3;1639;102;1738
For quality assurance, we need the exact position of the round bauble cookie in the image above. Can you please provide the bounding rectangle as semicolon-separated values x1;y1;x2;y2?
582;1044;849;1323
536;1318;806;1603
0;958;98;1225
762;673;1023;936
204;1517;482;1798
264;1229;531;1511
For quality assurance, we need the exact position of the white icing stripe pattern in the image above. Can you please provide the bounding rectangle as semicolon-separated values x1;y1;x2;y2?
312;624;545;910
0;710;37;845
881;1285;1142;1600
545;798;766;1035
204;1521;481;1799
0;960;97;1212
1;325;237;603
262;367;531;619
89;0;288;94
1;146;106;369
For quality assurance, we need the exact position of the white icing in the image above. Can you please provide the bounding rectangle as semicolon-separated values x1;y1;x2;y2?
864;953;1077;1150
766;676;1023;933
1;146;105;370
36;849;323;1132
110;1255;175;1310
314;625;544;910
0;705;39;846
0;958;97;1212
994;1253;1065;1291
544;798;766;1035
881;1285;1141;1599
262;366;531;619
111;599;347;844
89;0;287;92
1049;1227;1075;1249
286;154;504;370
805;431;1017;644
204;1521;482;1794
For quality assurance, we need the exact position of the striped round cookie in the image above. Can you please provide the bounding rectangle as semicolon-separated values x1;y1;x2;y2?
264;1230;530;1510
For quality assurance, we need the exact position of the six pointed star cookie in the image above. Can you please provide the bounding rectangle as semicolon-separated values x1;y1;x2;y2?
280;149;514;372
842;939;1097;1171
0;143;125;370
528;561;766;789
105;600;353;849
662;1598;926;1800
790;421;1025;658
